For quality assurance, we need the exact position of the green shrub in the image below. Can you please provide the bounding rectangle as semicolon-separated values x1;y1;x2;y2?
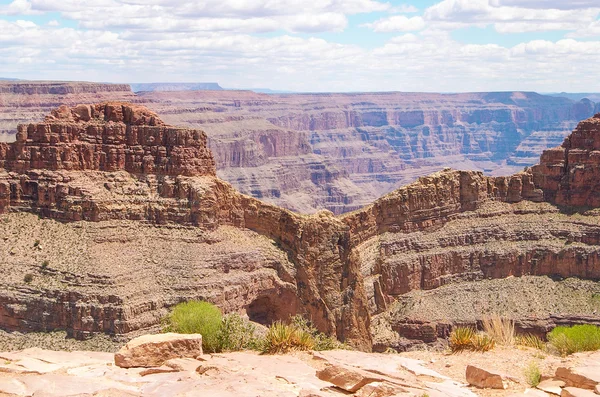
164;300;222;353
41;260;49;269
548;324;600;356
218;313;257;352
23;273;33;283
523;361;541;387
449;327;476;353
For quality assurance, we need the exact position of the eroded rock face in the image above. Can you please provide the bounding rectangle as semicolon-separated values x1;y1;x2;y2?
1;104;600;351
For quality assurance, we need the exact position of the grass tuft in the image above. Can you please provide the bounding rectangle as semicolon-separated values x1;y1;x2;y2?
482;315;515;346
449;327;476;353
471;333;496;352
516;334;546;351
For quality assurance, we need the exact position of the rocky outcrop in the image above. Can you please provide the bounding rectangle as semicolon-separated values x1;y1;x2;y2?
0;82;135;138
1;104;600;351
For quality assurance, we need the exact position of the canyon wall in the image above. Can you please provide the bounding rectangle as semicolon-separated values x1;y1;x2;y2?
1;103;600;351
138;90;598;214
0;81;134;139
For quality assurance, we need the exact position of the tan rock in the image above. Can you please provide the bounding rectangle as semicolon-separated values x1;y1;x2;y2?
525;388;551;396
556;367;600;390
114;333;203;368
354;381;408;397
316;364;384;393
164;357;203;372
465;365;507;389
561;387;598;397
538;379;566;395
139;366;178;376
595;384;599;394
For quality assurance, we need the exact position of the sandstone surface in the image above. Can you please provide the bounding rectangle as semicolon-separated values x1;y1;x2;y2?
114;333;203;368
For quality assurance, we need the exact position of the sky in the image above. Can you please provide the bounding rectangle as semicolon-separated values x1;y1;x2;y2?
0;0;599;93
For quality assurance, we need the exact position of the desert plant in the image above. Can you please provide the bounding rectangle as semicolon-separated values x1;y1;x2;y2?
482;315;515;346
41;260;49;269
23;273;33;283
471;333;496;352
449;326;476;353
516;334;546;351
262;321;303;354
290;315;344;351
548;324;600;356
217;313;256;352
164;300;222;353
33;239;40;247
523;361;541;387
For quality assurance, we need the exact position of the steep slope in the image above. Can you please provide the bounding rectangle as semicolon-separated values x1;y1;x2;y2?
1;104;599;351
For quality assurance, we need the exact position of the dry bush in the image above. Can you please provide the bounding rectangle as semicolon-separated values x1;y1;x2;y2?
516;334;546;351
449;327;476;353
471;333;496;352
482;315;515;346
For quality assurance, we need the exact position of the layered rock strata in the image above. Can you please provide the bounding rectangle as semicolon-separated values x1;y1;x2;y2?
139;90;599;213
1;104;600;351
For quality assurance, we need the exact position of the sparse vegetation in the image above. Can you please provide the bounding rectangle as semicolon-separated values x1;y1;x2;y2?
217;313;257;352
290;315;345;351
523;361;541;387
41;260;49;269
449;327;476;353
516;334;546;351
163;300;223;353
33;239;40;247
548;324;600;356
163;302;343;354
471;333;496;352
23;273;33;283
482;315;515;346
261;321;315;354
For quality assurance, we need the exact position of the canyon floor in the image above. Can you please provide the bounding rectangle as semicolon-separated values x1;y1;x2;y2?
0;344;598;397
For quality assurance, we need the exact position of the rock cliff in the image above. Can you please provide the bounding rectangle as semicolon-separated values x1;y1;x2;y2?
138;90;597;214
1;104;600;351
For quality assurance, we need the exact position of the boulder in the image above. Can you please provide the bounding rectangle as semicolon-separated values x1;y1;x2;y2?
114;333;203;368
465;365;507;389
316;364;384;393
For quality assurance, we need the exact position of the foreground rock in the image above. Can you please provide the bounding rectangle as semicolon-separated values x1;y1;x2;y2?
114;333;203;368
466;365;508;389
0;348;477;397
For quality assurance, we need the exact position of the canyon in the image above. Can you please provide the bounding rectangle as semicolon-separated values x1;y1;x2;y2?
0;101;600;351
2;81;600;214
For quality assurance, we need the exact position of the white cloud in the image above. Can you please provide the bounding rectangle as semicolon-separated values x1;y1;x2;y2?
47;19;60;26
424;0;600;33
388;4;419;13
490;0;600;10
362;15;425;32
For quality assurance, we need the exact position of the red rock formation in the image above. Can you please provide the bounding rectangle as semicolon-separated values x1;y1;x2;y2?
1;105;600;352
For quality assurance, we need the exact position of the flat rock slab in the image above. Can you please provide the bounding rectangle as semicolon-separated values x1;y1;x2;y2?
556;366;600;390
537;379;566;395
561;387;599;397
314;350;448;380
424;380;479;397
466;364;508;389
114;333;203;368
